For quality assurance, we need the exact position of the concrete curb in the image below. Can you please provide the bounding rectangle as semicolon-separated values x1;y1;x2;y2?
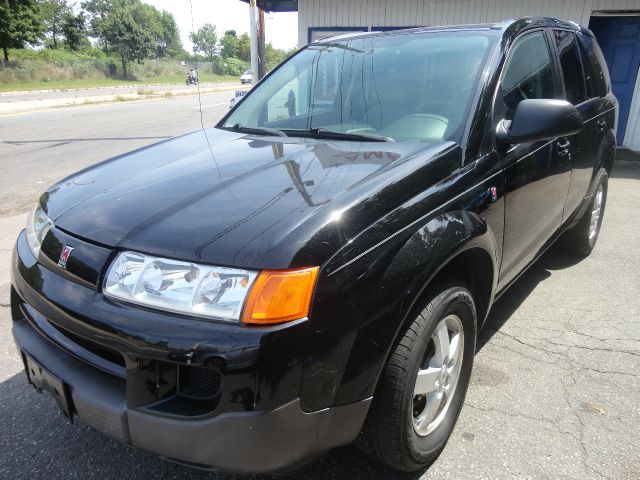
0;84;250;116
0;81;239;96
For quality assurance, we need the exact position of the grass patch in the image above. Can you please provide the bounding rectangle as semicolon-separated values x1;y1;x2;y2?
0;49;238;93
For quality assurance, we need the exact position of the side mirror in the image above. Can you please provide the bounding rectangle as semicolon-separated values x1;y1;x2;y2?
496;99;583;144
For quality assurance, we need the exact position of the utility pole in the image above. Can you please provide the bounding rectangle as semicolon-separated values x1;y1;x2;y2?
257;8;266;80
249;0;259;82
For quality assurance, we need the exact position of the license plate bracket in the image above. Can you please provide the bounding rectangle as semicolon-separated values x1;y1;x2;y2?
24;353;74;421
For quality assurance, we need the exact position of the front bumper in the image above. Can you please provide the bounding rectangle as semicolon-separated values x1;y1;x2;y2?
10;230;371;473
13;318;370;473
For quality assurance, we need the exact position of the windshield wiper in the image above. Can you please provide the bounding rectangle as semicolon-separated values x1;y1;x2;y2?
310;127;395;142
231;123;288;137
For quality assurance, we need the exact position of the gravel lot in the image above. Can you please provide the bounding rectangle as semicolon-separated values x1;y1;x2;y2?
0;98;638;479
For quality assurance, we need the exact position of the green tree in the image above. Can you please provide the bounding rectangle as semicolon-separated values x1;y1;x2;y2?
101;1;154;78
236;32;250;62
190;23;217;61
220;29;238;58
81;0;116;50
41;0;72;49
156;9;182;58
0;0;43;62
62;10;89;50
265;42;291;69
83;0;183;59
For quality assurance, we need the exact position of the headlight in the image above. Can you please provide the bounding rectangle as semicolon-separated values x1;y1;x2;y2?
103;251;258;323
25;204;54;258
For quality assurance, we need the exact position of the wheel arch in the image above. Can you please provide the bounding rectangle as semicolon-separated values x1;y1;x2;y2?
602;142;616;176
413;246;495;329
376;210;498;378
596;128;616;177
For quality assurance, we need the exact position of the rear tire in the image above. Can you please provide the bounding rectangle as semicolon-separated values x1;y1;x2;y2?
560;169;608;256
358;285;477;472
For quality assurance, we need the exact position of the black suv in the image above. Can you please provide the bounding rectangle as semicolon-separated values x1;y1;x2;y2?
11;17;616;473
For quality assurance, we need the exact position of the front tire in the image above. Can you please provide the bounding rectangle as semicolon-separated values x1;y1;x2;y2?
358;285;477;471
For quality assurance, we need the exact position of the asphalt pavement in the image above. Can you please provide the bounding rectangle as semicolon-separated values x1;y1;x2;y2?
0;90;233;217
0;96;638;479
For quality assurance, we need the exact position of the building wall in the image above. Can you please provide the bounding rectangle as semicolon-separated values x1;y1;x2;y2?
298;0;640;46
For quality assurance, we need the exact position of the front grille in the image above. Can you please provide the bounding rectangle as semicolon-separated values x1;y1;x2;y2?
178;365;222;400
51;323;126;368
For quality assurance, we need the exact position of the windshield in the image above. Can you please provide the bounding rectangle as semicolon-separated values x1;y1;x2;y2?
221;30;495;142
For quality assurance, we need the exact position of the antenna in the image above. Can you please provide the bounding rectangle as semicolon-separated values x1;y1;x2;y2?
189;0;221;181
189;0;205;130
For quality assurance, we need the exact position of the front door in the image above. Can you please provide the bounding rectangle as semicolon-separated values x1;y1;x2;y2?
495;30;572;287
589;16;640;145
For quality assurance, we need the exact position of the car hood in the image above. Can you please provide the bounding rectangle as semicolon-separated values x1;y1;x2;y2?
42;128;459;269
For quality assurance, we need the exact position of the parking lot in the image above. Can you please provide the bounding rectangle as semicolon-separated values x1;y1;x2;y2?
0;94;638;479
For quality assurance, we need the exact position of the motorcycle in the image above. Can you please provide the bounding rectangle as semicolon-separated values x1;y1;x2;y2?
186;73;198;86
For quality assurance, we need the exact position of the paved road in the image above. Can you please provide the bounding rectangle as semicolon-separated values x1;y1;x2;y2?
0;98;638;479
0;91;233;217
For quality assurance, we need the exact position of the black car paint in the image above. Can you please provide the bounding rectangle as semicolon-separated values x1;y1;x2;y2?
10;17;616;472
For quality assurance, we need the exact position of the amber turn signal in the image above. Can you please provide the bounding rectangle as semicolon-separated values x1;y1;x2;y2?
241;267;319;324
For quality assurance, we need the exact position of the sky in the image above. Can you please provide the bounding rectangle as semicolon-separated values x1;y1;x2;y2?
144;0;299;50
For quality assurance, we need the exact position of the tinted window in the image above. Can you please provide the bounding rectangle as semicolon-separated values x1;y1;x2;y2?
501;32;556;120
577;33;610;98
223;31;495;142
553;30;586;104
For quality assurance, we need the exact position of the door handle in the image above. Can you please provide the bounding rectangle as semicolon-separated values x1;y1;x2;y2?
556;139;570;149
596;119;607;132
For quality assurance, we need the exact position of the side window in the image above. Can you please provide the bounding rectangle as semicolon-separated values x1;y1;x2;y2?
553;30;587;105
577;33;610;99
500;31;556;120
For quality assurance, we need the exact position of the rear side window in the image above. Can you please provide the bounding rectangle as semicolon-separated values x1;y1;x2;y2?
500;31;556;120
577;33;610;98
553;30;586;104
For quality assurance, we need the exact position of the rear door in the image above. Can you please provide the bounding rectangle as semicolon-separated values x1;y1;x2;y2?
573;32;615;194
495;30;572;287
551;29;590;219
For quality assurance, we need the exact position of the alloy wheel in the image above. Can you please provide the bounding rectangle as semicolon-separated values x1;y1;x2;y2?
412;314;464;436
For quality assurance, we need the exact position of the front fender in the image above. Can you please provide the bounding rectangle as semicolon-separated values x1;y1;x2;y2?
300;208;500;411
370;210;498;322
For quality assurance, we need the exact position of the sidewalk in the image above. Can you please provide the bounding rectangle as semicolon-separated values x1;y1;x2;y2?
0;82;249;115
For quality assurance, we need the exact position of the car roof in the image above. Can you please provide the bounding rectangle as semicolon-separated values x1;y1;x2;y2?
313;17;589;44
